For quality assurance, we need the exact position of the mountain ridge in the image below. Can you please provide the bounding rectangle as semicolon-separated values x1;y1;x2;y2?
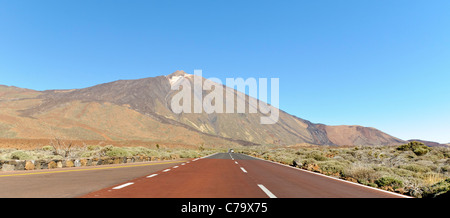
0;71;407;147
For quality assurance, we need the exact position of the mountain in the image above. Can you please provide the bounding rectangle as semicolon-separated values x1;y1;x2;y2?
0;71;406;147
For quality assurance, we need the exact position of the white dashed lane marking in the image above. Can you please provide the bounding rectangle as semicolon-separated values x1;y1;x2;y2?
258;184;277;198
112;182;134;190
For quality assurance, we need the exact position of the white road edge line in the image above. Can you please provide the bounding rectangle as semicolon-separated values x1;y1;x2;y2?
112;182;134;190
146;174;158;178
240;153;412;198
258;184;277;198
240;167;247;173
173;166;179;168
235;161;238;164
162;169;171;172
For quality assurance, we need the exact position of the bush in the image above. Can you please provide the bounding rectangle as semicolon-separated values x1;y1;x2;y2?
375;176;403;189
87;145;101;151
400;164;431;173
105;147;130;157
10;151;33;160
441;165;450;173
397;144;412;151
42;145;55;151
128;147;156;156
344;164;380;183
318;160;347;176
397;141;431;156
414;147;430;156
305;151;328;161
422;178;450;198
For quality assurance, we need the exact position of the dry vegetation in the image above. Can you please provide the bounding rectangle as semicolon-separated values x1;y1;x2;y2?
0;144;223;162
236;141;450;198
0;139;224;166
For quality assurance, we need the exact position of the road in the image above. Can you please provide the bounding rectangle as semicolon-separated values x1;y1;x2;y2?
0;159;184;198
81;153;409;198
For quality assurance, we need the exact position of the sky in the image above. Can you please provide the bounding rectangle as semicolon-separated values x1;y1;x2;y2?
0;0;449;143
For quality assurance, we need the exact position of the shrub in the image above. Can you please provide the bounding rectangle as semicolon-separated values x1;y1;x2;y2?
87;145;101;151
397;144;412;151
422;178;450;198
317;160;347;176
79;150;98;158
375;176;403;189
413;147;430;156
276;155;296;165
128;147;156;156
400;164;431;173
305;151;328;161
397;141;431;156
391;168;415;178
10;151;33;160
441;165;450;173
344;164;380;183
105;147;130;157
42;145;55;151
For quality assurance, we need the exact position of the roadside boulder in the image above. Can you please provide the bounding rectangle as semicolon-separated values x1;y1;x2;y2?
1;164;15;172
25;161;35;170
65;160;74;168
48;161;57;169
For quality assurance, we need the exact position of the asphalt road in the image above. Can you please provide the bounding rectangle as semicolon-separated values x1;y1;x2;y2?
0;159;184;198
81;153;410;198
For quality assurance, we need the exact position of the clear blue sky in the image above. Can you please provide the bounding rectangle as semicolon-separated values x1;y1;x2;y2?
1;0;449;143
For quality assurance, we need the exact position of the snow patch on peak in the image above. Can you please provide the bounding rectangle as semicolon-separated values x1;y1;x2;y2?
167;71;192;86
167;70;190;78
169;75;184;86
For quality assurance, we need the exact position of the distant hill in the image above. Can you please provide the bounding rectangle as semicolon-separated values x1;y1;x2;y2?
0;71;407;147
407;139;449;147
317;124;405;146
